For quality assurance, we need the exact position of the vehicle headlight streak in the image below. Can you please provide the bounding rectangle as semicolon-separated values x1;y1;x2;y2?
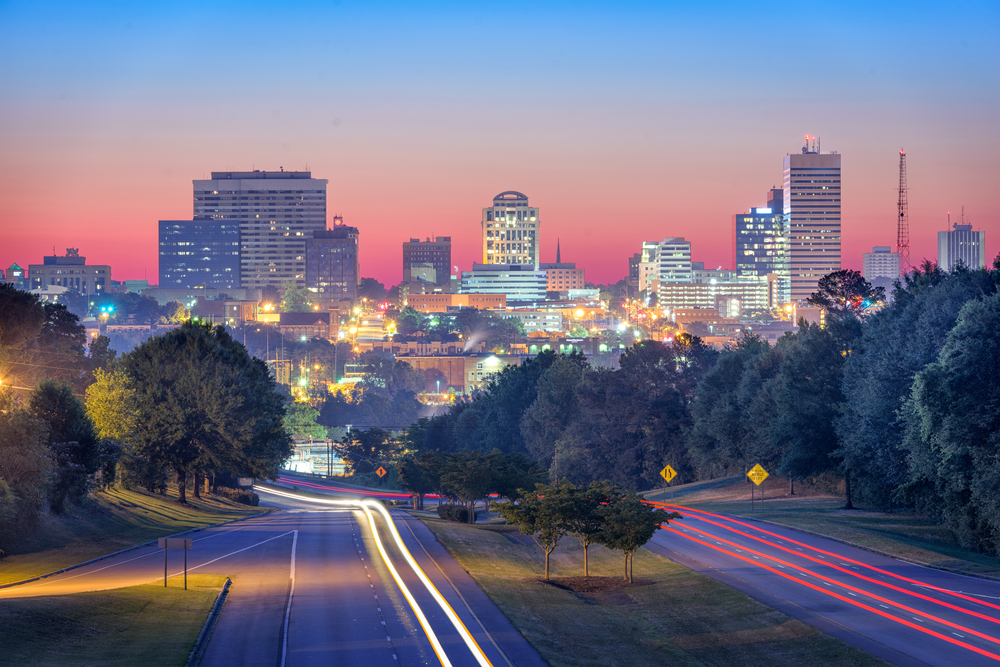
256;486;493;667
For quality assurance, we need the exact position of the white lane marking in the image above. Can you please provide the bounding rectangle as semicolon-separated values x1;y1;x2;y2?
280;530;299;667
182;530;295;574
954;632;965;638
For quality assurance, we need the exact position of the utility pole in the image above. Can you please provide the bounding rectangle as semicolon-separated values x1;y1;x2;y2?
896;149;910;275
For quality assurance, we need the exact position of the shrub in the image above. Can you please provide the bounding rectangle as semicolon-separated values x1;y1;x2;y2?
215;487;259;506
437;503;473;522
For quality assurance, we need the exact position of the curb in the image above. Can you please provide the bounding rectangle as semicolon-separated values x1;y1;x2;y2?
186;576;232;667
735;514;1000;583
0;508;275;590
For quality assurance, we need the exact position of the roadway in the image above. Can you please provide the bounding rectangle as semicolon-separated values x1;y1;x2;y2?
645;501;1000;667
0;485;547;667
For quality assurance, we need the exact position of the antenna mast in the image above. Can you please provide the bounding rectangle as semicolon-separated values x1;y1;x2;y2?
896;149;910;275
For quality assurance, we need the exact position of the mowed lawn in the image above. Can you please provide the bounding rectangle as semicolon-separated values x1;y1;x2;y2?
419;513;889;667
0;574;227;667
645;476;1000;578
0;486;264;585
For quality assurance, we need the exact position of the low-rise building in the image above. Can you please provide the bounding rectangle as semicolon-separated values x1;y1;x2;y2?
509;309;563;333
29;249;110;296
405;293;506;312
278;312;336;340
539;263;585;291
460;263;546;306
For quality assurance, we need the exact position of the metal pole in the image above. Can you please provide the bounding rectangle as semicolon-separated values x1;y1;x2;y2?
750;484;754;513
164;545;168;587
184;544;188;590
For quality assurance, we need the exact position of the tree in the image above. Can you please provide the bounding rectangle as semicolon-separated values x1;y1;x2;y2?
598;493;679;582
87;335;118;373
284;402;327;440
492;482;572;580
0;388;52;553
280;281;312;312
358;278;387;303
85;366;138;486
899;292;1000;555
339;428;394;474
29;380;99;513
521;356;585;479
807;269;885;318
397;457;434;509
396;307;426;336
440;450;496;523
123;322;291;504
564;480;620;577
160;301;190;323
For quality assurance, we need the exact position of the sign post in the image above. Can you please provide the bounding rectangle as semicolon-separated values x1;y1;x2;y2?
375;466;387;478
660;465;677;499
746;464;769;513
158;537;194;589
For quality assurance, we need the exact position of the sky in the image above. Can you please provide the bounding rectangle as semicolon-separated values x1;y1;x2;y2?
1;0;998;287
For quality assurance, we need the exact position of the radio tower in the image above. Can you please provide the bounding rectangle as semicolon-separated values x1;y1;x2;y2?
896;149;910;275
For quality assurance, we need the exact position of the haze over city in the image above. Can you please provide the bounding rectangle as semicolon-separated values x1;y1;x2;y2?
1;0;997;284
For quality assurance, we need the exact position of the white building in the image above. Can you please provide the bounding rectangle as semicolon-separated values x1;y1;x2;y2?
193;170;328;289
862;246;900;280
784;138;842;302
509;309;563;333
460;263;547;305
938;223;986;271
656;238;692;305
482;191;540;268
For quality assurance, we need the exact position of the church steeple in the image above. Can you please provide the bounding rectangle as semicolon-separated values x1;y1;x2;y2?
556;238;561;264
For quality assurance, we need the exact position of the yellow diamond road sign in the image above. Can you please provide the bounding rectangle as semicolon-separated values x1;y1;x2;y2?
660;465;677;483
376;466;387;478
747;464;769;486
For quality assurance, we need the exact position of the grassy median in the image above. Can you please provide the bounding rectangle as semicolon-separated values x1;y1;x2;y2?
644;477;1000;578
419;513;888;667
0;574;227;667
0;486;263;585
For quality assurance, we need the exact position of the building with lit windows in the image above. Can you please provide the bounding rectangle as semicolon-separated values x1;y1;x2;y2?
306;224;359;301
481;191;540;268
784;138;841;302
193;170;327;289
4;263;26;289
539;263;585;291
938;223;986;271
158;218;240;289
460;263;547;306
862;246;900;281
733;188;790;304
29;249;110;296
403;236;451;285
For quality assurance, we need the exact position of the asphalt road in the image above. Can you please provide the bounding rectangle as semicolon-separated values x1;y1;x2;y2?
0;489;547;667
646;501;1000;667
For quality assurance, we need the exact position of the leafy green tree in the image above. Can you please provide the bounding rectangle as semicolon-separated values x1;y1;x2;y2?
160;301;190;323
899;292;1000;555
0;388;52;553
397;457;435;509
85;366;138;487
492;481;573;579
87;335;118;373
598;493;679;582
396;307;426;336
284;402;327;440
339;428;394;474
280;280;313;312
807;269;885;318
440;450;496;523
29;380;99;513
564;480;620;576
123;322;291;504
493;451;548;501
521;356;586;479
358;277;387;303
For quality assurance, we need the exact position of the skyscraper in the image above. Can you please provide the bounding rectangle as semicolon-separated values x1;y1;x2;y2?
862;246;900;281
193;170;327;289
158;218;240;289
403;236;451;285
783;137;841;302
733;188;790;305
481;191;540;268
306;224;359;301
937;221;986;271
655;237;692;306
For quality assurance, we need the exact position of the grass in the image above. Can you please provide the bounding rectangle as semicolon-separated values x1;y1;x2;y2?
0;574;227;667
644;477;1000;578
417;512;889;667
0;485;264;586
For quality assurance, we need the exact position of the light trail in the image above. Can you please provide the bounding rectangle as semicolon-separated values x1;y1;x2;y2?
256;485;493;667
651;501;1000;612
662;525;1000;662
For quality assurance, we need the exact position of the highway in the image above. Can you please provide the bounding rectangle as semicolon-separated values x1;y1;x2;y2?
646;501;1000;667
0;484;547;667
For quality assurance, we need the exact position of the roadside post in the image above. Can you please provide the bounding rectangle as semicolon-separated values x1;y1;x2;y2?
747;464;769;513
660;465;677;500
158;537;194;589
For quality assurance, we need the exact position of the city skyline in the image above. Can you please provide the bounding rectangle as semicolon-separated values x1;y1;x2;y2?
2;1;998;286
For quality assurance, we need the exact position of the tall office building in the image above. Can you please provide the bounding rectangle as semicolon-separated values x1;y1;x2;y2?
194;171;327;289
937;222;986;271
306;224;360;301
655;237;692;305
481;191;540;268
460;263;547;305
403;236;451;285
29;249;110;295
733;188;790;305
784;138;841;302
862;246;900;281
158;218;240;289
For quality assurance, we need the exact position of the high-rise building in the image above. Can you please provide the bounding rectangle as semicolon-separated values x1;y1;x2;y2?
29;249;110;296
403;236;451;285
784;138;841;302
306;224;359;301
158;218;240;289
193;171;327;289
938;222;986;271
733;188;790;304
862;246;900;281
481;191;540;268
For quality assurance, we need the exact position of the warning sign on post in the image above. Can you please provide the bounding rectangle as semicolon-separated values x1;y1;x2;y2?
375;466;387;478
747;464;769;486
660;465;677;483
